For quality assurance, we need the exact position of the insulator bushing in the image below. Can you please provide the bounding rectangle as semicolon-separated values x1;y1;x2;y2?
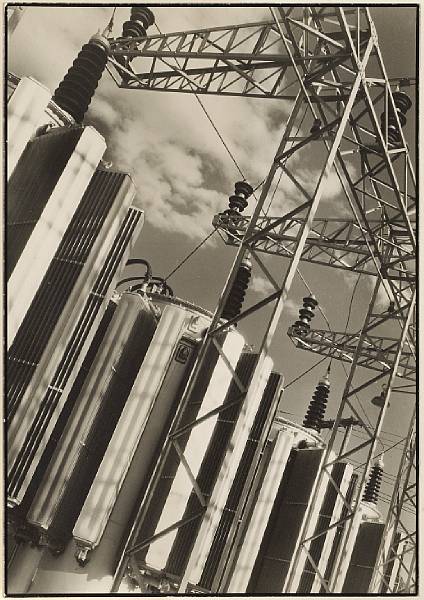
392;90;413;114
122;6;155;38
303;371;330;432
52;34;110;124
293;294;318;337
222;256;252;322
226;180;254;215
363;458;384;504
380;90;412;147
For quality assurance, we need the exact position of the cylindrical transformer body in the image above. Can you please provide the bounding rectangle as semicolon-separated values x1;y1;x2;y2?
126;325;245;575
27;292;157;535
73;299;211;550
188;367;284;592
7;171;140;508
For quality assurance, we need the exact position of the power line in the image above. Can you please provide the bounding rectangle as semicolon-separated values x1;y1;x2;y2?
154;18;332;338
164;227;218;282
284;355;328;389
154;22;245;182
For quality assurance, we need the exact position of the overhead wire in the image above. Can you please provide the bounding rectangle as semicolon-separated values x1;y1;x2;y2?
153;22;245;182
284;355;328;389
164;227;218;282
152;17;332;320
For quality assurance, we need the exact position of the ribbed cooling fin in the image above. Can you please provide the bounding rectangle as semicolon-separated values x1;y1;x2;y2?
19;301;117;515
47;309;156;541
7;169;123;423
321;472;358;592
7;171;128;501
297;462;347;593
199;371;282;591
247;448;324;593
165;354;258;577
342;522;385;593
7;127;83;279
131;338;225;565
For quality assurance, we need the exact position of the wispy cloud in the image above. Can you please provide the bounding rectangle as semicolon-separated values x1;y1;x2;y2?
250;276;298;317
9;6;352;241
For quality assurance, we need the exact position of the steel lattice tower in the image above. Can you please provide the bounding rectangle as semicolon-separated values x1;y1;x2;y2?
104;7;416;593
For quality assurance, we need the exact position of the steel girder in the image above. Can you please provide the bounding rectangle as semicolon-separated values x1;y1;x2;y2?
369;412;416;593
108;13;414;100
213;213;415;278
287;325;416;382
108;10;367;98
108;6;416;594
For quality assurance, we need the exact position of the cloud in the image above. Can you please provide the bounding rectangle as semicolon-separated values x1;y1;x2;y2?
250;275;275;295
250;276;298;316
9;6;354;242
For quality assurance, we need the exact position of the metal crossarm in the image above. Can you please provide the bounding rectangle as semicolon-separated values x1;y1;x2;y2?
213;213;415;277
108;18;368;98
287;326;416;381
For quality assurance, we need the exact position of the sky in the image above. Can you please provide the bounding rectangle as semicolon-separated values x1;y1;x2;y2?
8;4;417;519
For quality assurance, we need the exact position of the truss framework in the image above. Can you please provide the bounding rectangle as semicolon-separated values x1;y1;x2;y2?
107;6;416;593
369;411;416;593
213;213;415;278
287;325;416;381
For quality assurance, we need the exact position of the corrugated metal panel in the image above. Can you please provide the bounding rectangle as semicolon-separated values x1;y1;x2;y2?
321;472;358;592
297;461;350;592
181;355;276;591
165;353;258;577
342;521;385;593
19;208;142;514
19;300;117;515
247;447;324;593
132;330;245;571
198;370;282;590
7;173;139;505
73;304;193;548
27;293;156;537
7;76;51;178
7;126;106;349
227;428;295;593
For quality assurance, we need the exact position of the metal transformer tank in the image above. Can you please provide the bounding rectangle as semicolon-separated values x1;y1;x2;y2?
7;124;106;348
117;310;246;591
10;294;244;594
7;171;141;508
224;418;354;594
